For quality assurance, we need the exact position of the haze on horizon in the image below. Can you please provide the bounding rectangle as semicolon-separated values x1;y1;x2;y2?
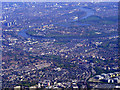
0;0;119;2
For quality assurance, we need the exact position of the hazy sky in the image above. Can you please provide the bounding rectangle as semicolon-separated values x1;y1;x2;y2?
0;0;119;2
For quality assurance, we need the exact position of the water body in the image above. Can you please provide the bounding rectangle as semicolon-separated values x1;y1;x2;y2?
18;29;29;38
80;7;94;19
18;7;94;38
55;7;94;27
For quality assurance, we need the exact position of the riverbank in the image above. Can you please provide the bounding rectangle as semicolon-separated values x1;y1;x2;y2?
18;7;94;38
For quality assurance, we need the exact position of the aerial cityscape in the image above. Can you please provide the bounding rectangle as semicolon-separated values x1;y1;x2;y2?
1;2;120;89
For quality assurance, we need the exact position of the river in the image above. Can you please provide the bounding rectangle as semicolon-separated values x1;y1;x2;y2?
18;7;94;38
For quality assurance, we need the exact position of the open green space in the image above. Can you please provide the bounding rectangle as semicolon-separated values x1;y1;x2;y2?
81;15;118;25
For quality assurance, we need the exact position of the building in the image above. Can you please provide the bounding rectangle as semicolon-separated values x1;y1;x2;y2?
14;86;21;90
95;75;104;80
